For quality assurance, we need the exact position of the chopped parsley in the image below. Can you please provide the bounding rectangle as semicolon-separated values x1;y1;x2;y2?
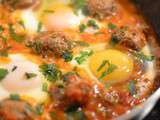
39;63;62;82
87;19;99;29
79;24;87;33
75;50;94;64
79;19;99;33
105;83;111;90
42;83;48;92
97;60;108;72
0;25;4;33
62;52;73;62
25;72;37;79
0;68;8;81
9;24;25;43
71;0;88;15
99;61;117;80
108;23;117;30
110;34;120;46
128;80;136;96
133;52;154;62
10;94;20;101
37;22;42;33
18;20;25;30
35;104;44;116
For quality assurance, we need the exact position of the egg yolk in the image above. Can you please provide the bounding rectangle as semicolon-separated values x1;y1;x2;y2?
89;49;133;84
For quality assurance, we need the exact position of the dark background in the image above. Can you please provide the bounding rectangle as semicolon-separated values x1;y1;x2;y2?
145;100;160;120
136;0;160;120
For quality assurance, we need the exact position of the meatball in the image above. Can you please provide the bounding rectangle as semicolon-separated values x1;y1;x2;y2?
50;73;118;108
0;99;36;120
50;73;121;119
1;0;41;10
87;0;117;19
64;74;93;105
26;31;72;57
50;73;93;109
111;27;146;50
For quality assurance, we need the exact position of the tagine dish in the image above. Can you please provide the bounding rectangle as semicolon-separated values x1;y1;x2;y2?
0;0;159;120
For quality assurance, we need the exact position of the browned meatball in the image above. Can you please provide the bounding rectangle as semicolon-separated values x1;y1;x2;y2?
87;0;117;19
111;27;146;50
50;73;121;119
50;73;118;108
65;74;93;105
2;0;41;10
0;99;36;120
50;73;93;109
26;31;72;57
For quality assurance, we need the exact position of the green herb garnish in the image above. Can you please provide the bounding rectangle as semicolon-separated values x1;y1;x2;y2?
99;61;117;80
42;83;48;92
62;52;73;62
18;20;25;30
128;80;136;96
39;63;62;82
9;24;25;43
37;22;42;33
79;24;87;33
0;68;8;81
133;52;154;62
71;0;88;15
87;19;99;29
0;25;4;33
25;72;37;79
108;23;117;30
35;104;43;116
97;60;108;71
75;50;94;64
10;94;20;101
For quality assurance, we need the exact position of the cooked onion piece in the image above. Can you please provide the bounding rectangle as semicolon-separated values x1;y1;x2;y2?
89;49;133;84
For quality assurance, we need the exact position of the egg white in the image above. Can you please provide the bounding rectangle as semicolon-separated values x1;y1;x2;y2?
0;54;49;103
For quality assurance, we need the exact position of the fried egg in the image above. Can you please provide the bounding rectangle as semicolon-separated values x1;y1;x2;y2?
89;49;134;84
71;43;156;96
